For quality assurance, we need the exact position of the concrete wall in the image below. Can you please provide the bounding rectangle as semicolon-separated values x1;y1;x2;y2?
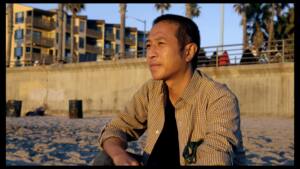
6;59;294;117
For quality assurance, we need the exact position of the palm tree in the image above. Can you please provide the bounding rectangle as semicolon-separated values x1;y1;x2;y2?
186;3;201;19
284;7;294;40
234;3;250;50
245;4;268;48
154;3;171;15
253;22;264;55
119;4;126;59
57;4;64;63
265;3;275;51
65;4;85;63
6;4;13;67
265;3;290;50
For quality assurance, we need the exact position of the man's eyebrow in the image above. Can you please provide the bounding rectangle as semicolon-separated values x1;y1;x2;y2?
146;37;167;43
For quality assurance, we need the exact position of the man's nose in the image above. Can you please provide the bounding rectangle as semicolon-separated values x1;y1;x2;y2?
146;46;157;59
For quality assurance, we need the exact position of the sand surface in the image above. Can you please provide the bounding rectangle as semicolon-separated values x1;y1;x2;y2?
6;116;294;166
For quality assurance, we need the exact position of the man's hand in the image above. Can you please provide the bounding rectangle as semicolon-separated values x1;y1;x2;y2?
112;151;140;166
103;137;141;166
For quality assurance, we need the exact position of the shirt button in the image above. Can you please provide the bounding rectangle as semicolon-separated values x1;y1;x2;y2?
155;130;159;134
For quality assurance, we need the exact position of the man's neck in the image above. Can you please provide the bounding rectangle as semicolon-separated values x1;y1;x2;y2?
165;68;193;105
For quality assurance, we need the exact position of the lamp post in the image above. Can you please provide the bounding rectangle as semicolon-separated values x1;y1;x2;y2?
127;16;146;57
220;4;224;53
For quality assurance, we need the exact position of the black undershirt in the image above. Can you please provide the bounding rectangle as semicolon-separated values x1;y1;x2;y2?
146;88;180;166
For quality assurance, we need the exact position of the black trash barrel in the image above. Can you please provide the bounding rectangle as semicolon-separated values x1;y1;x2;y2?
69;100;83;118
6;100;22;117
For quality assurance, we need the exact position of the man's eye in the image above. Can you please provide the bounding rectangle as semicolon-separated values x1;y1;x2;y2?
158;42;164;45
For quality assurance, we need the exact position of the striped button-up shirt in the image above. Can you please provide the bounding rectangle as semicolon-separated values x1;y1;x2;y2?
98;69;246;165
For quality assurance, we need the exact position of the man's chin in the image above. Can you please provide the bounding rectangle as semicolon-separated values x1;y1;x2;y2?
151;74;163;80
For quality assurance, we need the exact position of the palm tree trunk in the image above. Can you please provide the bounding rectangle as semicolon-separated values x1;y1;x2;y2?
186;4;192;18
242;12;248;50
120;4;126;59
71;11;75;63
7;4;13;67
57;4;64;63
268;3;275;51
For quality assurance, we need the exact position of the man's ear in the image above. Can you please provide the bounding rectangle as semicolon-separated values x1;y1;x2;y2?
184;43;198;62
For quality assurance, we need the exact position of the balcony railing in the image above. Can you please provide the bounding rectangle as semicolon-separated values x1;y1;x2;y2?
125;37;136;46
66;25;79;34
86;44;102;54
138;41;144;47
86;28;102;39
104;48;114;56
25;53;54;65
65;41;78;49
26;35;54;48
26;16;55;30
125;51;137;58
105;33;115;41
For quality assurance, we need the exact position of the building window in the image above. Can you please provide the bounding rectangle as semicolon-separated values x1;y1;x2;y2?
26;29;32;36
116;30;120;40
79;37;84;48
15;12;24;24
116;44;120;53
79;53;86;62
105;43;111;49
26;47;31;53
87;53;97;61
33;31;41;40
27;11;32;16
15;47;23;57
15;29;23;40
130;34;136;42
33;48;41;53
80;21;85;32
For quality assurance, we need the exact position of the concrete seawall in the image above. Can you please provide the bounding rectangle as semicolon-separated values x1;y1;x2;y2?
6;59;294;117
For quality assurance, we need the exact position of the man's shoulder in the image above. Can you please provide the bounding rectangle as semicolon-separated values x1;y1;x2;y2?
140;79;163;93
197;70;236;98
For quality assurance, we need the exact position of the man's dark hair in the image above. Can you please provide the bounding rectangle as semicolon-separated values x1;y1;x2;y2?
153;14;201;71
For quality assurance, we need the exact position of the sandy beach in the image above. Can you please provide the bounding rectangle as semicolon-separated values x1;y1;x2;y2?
6;115;294;166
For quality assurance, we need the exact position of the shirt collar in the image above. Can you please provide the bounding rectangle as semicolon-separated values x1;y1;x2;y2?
159;69;203;105
178;69;203;104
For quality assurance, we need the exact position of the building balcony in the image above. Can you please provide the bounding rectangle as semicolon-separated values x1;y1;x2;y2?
25;52;54;65
65;41;78;49
86;44;102;54
26;16;55;30
104;48;114;56
125;51;137;58
26;35;54;48
86;28;102;39
66;25;79;34
125;37;136;46
138;41;145;47
105;33;115;41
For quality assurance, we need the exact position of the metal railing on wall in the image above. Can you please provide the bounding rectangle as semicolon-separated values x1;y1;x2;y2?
197;39;294;67
6;39;293;68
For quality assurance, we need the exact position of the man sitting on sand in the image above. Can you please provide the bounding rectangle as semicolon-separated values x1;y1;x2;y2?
94;14;246;166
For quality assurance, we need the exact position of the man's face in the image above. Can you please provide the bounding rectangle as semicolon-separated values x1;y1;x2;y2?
146;21;187;81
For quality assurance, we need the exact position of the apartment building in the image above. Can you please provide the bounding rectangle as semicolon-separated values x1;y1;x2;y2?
6;4;145;67
104;24;138;60
6;4;57;67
